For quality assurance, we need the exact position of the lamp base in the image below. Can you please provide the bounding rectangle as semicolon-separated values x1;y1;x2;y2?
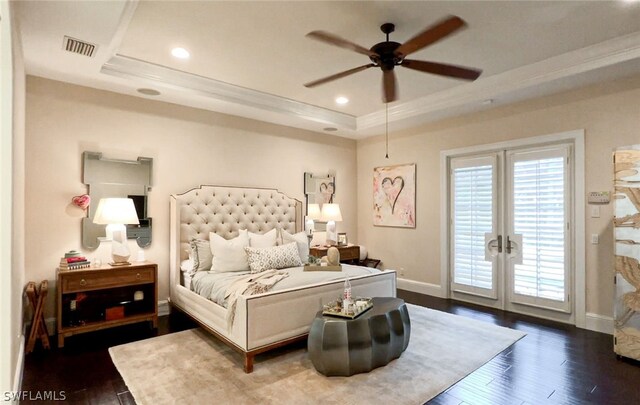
325;220;338;246
109;261;131;267
107;223;131;265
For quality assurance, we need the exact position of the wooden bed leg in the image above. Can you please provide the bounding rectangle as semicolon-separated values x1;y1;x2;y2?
244;353;254;374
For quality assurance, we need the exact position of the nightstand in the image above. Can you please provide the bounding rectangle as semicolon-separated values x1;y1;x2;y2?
56;262;158;348
310;245;360;264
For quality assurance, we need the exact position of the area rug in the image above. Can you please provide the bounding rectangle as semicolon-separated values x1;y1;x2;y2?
109;304;525;404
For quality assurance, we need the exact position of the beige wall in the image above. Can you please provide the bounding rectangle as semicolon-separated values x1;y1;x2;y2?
25;76;357;319
357;74;640;318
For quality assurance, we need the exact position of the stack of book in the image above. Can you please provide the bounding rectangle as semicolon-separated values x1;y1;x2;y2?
59;256;91;270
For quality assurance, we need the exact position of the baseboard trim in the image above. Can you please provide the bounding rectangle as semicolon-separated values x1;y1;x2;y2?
397;278;445;298
158;300;170;317
13;335;24;393
585;312;613;335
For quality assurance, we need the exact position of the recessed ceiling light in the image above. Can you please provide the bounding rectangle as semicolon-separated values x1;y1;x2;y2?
323;127;337;132
137;88;161;96
335;96;349;105
171;47;190;59
482;99;494;105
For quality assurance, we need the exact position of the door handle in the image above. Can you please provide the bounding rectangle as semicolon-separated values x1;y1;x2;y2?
506;234;523;264
484;234;502;261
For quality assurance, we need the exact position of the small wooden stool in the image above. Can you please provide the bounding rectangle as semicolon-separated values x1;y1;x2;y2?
26;280;50;353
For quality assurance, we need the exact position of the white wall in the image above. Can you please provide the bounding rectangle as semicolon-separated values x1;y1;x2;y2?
357;74;640;319
1;0;26;393
25;76;358;319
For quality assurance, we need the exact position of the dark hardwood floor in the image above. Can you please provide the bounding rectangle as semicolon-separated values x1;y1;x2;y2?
22;291;640;404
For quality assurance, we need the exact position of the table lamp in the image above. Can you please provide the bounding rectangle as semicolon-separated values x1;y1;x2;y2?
321;203;342;246
305;203;322;246
93;198;140;265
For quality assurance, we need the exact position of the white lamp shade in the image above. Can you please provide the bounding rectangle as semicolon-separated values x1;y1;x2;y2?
321;203;342;222
93;198;140;225
307;203;322;220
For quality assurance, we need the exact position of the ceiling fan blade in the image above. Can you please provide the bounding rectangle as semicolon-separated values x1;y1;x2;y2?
382;69;397;103
306;31;378;57
304;64;375;88
402;59;482;81
395;15;466;58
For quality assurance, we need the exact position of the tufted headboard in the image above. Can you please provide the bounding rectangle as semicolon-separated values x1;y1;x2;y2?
170;185;303;262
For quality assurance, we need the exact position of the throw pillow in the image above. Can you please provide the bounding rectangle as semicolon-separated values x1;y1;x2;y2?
189;238;213;274
209;230;250;272
282;230;310;264
244;242;303;274
248;228;278;248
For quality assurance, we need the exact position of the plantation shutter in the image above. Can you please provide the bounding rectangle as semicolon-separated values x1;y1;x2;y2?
508;146;569;310
451;155;497;298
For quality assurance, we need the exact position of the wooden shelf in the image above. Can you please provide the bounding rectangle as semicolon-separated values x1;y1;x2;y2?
58;312;156;335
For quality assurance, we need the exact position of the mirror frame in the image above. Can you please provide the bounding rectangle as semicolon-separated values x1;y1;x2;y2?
81;151;153;249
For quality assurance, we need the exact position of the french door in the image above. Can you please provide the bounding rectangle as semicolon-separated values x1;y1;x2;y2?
449;144;572;318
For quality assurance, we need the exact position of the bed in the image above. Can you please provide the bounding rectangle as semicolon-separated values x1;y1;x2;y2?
169;185;397;372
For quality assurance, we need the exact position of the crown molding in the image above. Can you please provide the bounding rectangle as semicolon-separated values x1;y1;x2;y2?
101;55;357;130
101;31;640;137
357;31;640;130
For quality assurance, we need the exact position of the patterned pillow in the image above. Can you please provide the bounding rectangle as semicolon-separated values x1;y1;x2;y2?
244;242;303;274
189;238;213;274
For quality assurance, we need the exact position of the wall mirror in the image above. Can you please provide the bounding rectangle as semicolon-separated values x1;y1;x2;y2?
82;151;153;249
304;172;336;231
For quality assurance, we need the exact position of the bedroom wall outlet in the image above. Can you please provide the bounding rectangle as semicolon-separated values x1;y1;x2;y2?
399;268;405;277
591;234;599;244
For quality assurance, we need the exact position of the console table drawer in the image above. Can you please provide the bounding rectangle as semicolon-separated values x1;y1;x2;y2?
62;268;155;292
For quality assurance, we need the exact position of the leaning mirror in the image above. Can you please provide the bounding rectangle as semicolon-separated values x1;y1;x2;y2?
81;151;153;249
304;172;336;231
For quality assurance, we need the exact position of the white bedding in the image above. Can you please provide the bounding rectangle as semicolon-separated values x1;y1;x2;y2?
191;264;381;307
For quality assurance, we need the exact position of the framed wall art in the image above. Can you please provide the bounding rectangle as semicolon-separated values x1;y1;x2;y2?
373;163;416;228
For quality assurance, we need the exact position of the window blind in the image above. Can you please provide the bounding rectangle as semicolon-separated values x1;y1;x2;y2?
453;165;493;290
512;157;565;301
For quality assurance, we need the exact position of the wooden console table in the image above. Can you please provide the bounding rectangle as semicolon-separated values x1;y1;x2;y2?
56;262;157;347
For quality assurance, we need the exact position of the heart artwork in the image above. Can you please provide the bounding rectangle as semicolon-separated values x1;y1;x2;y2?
72;194;91;210
381;176;404;214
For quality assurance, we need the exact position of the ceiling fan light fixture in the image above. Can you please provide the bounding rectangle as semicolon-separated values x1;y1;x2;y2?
137;88;161;96
171;47;190;59
335;96;349;105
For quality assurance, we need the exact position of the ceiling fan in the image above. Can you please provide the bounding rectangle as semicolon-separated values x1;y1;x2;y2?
304;15;482;104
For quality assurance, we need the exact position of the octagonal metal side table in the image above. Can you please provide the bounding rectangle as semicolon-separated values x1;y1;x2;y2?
307;297;411;376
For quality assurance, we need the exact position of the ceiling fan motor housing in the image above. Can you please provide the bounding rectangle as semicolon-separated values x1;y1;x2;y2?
370;41;402;70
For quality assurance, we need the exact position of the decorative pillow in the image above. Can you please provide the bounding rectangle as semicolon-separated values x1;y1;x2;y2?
189;238;213;273
244;242;303;274
282;230;310;264
248;228;277;248
180;259;194;274
209;230;250;272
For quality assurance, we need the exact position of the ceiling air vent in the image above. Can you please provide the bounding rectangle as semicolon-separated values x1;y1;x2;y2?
62;36;97;57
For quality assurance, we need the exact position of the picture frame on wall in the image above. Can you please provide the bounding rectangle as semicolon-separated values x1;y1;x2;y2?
337;233;348;246
304;173;335;231
373;163;416;228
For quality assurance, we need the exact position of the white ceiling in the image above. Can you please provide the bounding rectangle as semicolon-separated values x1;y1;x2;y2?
15;0;640;139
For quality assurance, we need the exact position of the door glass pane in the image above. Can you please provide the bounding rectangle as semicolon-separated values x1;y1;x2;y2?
512;157;565;301
453;164;493;289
